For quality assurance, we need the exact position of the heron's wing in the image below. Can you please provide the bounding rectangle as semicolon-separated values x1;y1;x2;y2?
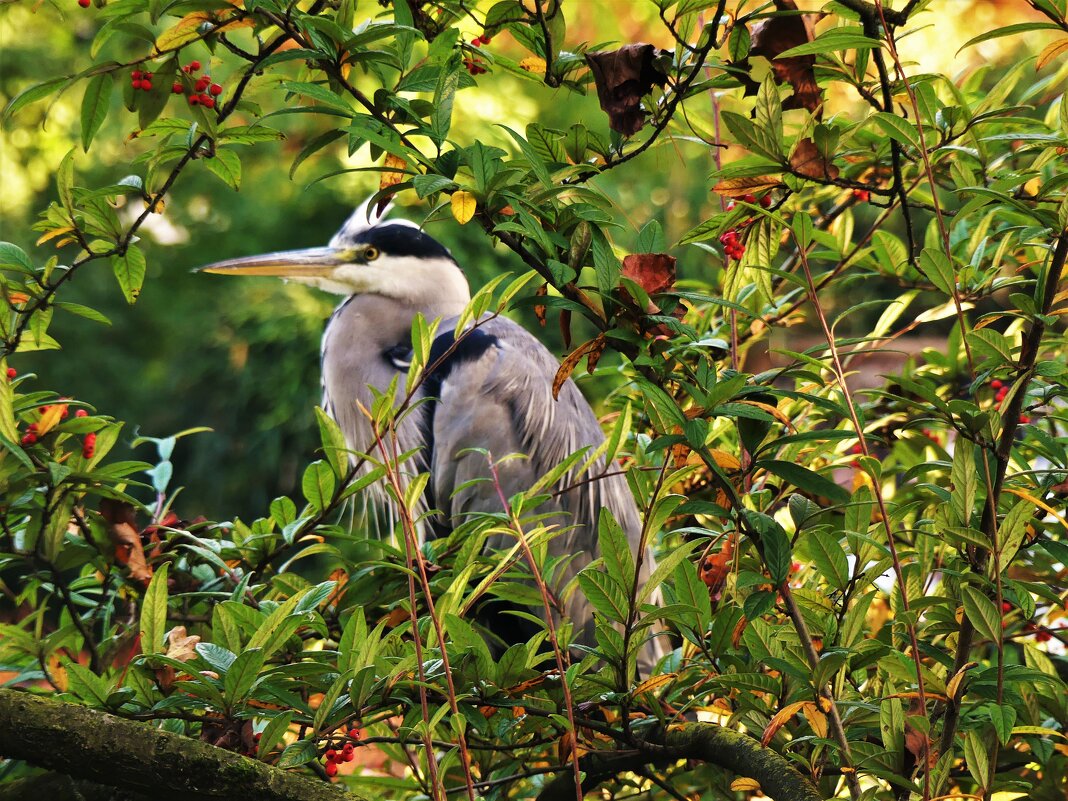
424;316;649;653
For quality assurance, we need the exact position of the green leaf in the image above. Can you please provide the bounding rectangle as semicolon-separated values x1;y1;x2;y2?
302;460;335;511
314;407;348;477
870;111;920;148
986;704;1017;745
205;150;242;190
224;648;265;707
950;441;977;526
80;73;113;152
257;711;294;759
276;738;318;768
111;247;147;304
577;568;628;623
140;563;169;656
759;459;850;505
746;511;792;584
807;530;850;590
430;65;459;146
598;507;635;591
961;585;1002;645
918;248;956;295
776;27;882;58
0;242;36;274
2;76;69;123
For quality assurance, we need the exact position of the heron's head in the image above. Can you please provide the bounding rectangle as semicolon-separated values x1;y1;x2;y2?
199;206;471;304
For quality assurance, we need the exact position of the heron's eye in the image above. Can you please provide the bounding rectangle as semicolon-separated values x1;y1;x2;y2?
364;246;380;261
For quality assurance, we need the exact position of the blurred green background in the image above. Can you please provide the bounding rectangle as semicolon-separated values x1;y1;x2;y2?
0;0;1038;519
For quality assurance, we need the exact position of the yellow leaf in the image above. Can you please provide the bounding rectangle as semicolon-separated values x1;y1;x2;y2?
48;653;68;691
37;226;74;246
1036;39;1068;71
730;778;761;792
519;56;547;73
36;403;66;436
155;12;212;53
1003;487;1068;532
633;672;677;697
380;154;407;190
802;701;828;738
708;449;740;471
451;190;476;225
761;700;807;746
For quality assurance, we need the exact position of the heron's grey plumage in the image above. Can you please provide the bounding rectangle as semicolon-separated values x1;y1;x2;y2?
202;206;664;673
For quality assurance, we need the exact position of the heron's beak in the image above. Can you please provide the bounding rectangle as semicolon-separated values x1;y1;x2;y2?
198;247;345;278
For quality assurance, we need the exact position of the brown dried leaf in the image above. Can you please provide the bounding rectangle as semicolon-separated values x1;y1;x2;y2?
744;0;822;112
534;283;548;327
559;308;573;350
585;44;670;135
698;533;736;594
552;335;606;400
100;499;152;585
712;175;785;198
621;253;676;296
802;701;828;738
380;154;407;190
790;137;840;180
165;626;201;662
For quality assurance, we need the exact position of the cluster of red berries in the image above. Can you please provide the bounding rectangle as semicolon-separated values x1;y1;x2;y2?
464;35;492;74
989;378;1032;423
322;732;360;778
1023;621;1056;643
718;194;773;261
173;61;222;109
852;189;870;202
920;428;939;443
131;70;154;92
83;430;96;459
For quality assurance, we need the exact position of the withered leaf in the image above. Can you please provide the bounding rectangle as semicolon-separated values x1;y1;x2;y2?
790;137;840;180
164;626;201;662
534;283;548;327
100;499;153;585
712;175;785;198
621;253;676;296
741;0;822;113
552;335;607;400
585;44;669;136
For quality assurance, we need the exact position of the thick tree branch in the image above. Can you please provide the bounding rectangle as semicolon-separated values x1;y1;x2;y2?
536;722;826;801
0;689;352;801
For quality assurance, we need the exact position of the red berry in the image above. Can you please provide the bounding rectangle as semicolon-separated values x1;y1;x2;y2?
189;60;201;71
481;35;492;45
6;368;15;379
21;433;37;445
1002;601;1012;613
77;0;91;7
195;77;209;91
254;733;262;741
209;83;222;96
342;742;354;752
759;195;772;208
348;728;360;739
990;379;1003;390
141;80;154;91
1019;415;1031;424
75;409;88;418
172;82;184;94
325;749;338;761
850;443;863;455
202;95;215;109
726;201;736;211
132;70;142;80
189;95;200;106
853;189;870;202
1035;630;1051;642
324;761;338;777
472;36;483;45
144;72;153;80
342;750;354;762
27;423;38;433
182;65;192;73
741;193;756;204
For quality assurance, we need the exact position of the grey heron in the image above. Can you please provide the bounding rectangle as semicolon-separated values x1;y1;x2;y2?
201;206;663;673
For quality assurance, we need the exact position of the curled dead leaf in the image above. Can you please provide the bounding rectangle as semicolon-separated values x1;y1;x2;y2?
552;335;607;400
761;700;808;746
100;499;153;585
742;0;822;113
585;44;670;135
165;626;201;662
380;154;407;190
713;175;784;198
802;701;828;738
